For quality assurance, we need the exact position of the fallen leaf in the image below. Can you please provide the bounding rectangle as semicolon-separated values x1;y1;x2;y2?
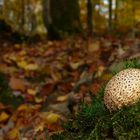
56;95;68;102
90;83;101;95
88;39;100;53
17;104;28;111
6;128;20;140
40;83;55;96
27;89;37;95
41;65;52;75
9;76;26;92
25;63;39;71
17;60;27;69
58;82;73;92
70;61;84;70
17;59;39;71
40;112;61;124
35;97;44;103
34;121;45;133
46;113;60;124
8;55;17;62
94;65;105;78
102;73;113;81
14;44;21;49
51;71;62;82
0;64;18;74
0;112;9;122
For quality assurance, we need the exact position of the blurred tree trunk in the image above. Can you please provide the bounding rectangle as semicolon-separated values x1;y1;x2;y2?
3;0;46;37
132;0;135;27
42;0;52;32
108;0;112;32
43;0;82;39
87;0;93;36
114;0;118;24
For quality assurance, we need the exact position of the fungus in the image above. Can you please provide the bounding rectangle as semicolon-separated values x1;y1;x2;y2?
104;68;140;111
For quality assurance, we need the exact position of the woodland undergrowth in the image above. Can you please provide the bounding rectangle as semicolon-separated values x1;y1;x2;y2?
51;59;140;140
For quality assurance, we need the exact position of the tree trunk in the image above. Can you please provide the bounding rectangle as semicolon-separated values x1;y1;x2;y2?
87;0;93;36
108;0;112;32
132;0;135;27
114;0;118;24
42;0;52;29
3;0;46;36
43;0;82;39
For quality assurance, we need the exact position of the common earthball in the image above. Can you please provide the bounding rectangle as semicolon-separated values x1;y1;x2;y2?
104;68;140;111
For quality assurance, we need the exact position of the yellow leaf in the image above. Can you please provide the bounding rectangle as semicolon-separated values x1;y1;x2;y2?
102;73;113;81
7;128;20;139
95;66;105;78
27;89;37;95
0;112;9;122
46;113;60;124
9;55;17;61
25;63;38;71
17;60;27;69
56;95;68;102
17;104;40;111
17;104;28;111
35;97;43;103
17;60;38;71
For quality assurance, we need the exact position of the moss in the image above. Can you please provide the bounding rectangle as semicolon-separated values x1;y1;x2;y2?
76;87;109;132
88;101;140;140
50;134;65;140
111;59;140;75
124;59;140;69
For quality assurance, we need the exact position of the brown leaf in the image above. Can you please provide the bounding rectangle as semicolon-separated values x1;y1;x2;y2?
51;71;62;82
40;83;55;96
9;76;26;92
57;82;72;93
90;83;101;95
88;39;100;53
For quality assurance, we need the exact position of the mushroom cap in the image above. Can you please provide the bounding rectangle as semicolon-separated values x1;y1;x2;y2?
104;68;140;111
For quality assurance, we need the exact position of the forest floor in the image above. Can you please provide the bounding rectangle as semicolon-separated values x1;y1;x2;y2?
0;35;140;139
